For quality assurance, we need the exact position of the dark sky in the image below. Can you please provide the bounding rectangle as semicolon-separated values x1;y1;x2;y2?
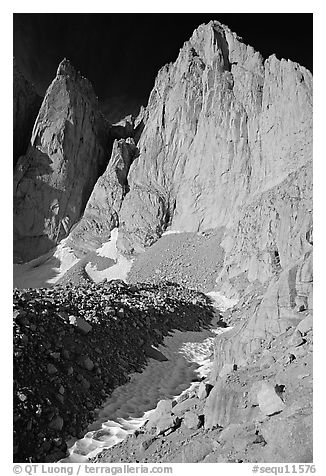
13;13;313;121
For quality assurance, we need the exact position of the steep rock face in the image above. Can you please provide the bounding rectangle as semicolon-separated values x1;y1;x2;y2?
117;20;312;254
210;249;313;382
216;162;312;300
67;138;138;254
13;59;109;262
13;60;42;167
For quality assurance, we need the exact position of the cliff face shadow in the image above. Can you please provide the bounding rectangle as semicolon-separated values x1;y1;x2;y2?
13;250;62;289
14;146;69;264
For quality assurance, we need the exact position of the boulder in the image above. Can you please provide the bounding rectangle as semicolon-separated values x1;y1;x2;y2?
204;376;245;429
48;415;64;431
260;412;312;462
183;411;202;430
155;415;180;435
197;381;214;399
296;315;313;336
146;399;173;429
69;316;92;334
47;364;58;375
290;330;305;347
82;356;94;371
172;396;199;415
257;382;285;416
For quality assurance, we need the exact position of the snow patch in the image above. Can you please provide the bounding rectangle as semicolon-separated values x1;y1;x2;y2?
206;290;238;311
60;292;232;463
96;228;119;259
13;239;79;289
162;229;183;236
85;228;133;283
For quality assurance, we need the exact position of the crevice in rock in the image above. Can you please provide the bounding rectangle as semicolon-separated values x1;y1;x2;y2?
212;26;231;72
288;265;298;308
133;119;145;145
161;198;176;233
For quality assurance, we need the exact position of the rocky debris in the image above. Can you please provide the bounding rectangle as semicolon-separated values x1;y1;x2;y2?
210;249;313;382
128;228;225;292
13;59;110;263
13;18;313;467
13;59;42;167
13;280;213;463
171;439;215;463
93;312;312;463
216;422;263;456
139;436;156;452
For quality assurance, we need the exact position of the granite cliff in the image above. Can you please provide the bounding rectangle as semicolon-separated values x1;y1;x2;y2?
13;59;110;262
13;20;313;464
115;24;313;437
116;21;312;258
66;137;138;255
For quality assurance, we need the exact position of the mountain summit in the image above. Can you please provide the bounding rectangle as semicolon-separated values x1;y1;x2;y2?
13;19;313;464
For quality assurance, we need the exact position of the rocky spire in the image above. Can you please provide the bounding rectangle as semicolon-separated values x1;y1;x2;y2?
13;59;109;263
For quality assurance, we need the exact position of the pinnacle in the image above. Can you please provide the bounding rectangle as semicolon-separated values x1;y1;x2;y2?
56;58;77;78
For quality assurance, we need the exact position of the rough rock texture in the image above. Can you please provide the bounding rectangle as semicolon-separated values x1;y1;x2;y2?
115;25;313;460
90;23;312;464
67;138;138;254
128;228;225;292
210;249;313;381
13;280;213;462
13;19;313;465
94;314;312;463
13;60;42;167
116;20;312;255
215;163;312;301
13;59;109;263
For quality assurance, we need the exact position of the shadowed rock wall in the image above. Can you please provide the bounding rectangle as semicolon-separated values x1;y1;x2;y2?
13;60;109;262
